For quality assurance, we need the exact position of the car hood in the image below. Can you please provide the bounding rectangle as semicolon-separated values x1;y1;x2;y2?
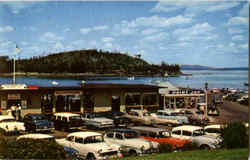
0;121;25;131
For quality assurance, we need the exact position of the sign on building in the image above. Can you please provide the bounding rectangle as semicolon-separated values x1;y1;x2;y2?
8;94;21;100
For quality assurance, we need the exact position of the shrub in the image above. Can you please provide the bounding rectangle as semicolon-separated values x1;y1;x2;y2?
222;121;248;149
0;138;66;159
181;142;199;151
158;143;173;153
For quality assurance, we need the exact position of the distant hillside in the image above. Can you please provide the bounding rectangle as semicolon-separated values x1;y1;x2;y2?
3;49;181;76
181;65;248;70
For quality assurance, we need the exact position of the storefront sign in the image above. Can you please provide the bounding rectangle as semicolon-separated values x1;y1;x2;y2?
54;90;82;96
8;94;21;100
1;84;27;90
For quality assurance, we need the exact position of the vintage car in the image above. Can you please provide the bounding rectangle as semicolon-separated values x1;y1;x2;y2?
0;115;25;135
124;109;155;126
171;125;222;149
23;113;54;133
104;128;159;156
17;133;81;159
52;112;85;131
130;126;191;150
104;111;131;127
17;133;55;141
81;112;114;129
151;109;189;126
204;124;223;137
56;131;122;160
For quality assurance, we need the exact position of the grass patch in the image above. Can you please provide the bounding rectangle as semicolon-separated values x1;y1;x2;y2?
116;148;248;160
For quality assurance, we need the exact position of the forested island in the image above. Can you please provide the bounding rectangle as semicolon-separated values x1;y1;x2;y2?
0;49;181;77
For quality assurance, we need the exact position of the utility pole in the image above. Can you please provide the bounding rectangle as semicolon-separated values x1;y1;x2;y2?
13;44;20;84
205;82;208;118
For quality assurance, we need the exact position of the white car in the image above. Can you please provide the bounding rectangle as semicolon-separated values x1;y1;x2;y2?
124;109;154;125
81;113;114;129
56;131;122;160
17;133;54;140
204;124;223;137
171;125;222;149
151;109;189;126
104;128;159;156
0;115;25;134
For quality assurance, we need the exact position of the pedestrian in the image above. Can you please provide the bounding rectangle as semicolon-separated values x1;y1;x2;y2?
16;104;22;121
11;105;16;119
0;107;2;115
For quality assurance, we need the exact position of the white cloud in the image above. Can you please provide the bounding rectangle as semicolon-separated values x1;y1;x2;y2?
0;26;14;33
141;28;160;35
63;28;71;33
21;41;28;46
174;23;214;36
102;37;114;43
232;35;244;41
40;32;64;43
151;1;240;15
54;42;64;50
104;42;113;48
80;28;91;34
239;43;248;49
93;25;108;30
228;28;244;34
228;17;248;26
143;32;166;42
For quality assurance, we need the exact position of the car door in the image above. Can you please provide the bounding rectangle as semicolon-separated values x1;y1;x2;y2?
171;130;183;139
104;132;116;144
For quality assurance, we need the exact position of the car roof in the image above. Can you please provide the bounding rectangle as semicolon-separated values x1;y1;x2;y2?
130;126;168;133
54;112;80;117
109;128;137;133
0;115;15;121
172;125;203;132
17;133;54;140
67;132;102;138
204;124;223;129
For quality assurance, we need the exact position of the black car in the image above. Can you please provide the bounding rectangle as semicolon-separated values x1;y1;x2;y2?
23;114;54;133
105;111;131;127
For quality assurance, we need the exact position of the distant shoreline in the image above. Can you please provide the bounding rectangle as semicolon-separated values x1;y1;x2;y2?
0;72;182;79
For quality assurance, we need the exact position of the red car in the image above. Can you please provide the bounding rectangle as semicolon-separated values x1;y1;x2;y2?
130;126;191;150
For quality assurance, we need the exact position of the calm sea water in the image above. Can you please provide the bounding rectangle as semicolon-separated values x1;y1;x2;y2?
0;70;248;90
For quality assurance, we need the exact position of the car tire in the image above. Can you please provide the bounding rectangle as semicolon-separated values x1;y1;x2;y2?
86;153;96;160
200;144;210;150
129;150;137;157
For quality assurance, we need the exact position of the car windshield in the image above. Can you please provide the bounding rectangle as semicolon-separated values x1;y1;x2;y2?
69;116;82;120
0;119;16;122
159;131;171;138
193;129;204;136
32;115;47;120
124;131;138;139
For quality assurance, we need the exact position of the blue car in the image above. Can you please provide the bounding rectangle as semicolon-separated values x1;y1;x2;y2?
23;114;54;133
64;146;82;160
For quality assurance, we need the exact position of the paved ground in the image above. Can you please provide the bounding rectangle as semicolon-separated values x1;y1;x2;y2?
213;100;248;124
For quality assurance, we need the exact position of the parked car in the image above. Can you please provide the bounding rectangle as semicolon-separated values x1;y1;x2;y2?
52;113;85;131
104;128;159;156
151;109;189;126
17;133;81;160
23;113;54;133
81;112;114;129
105;111;131;127
204;124;223;137
171;125;222;149
56;131;122;160
124;109;154;126
130;126;191;150
0;115;25;135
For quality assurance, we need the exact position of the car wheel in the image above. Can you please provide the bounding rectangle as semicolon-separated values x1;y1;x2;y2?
129;150;137;157
86;153;96;160
200;144;210;150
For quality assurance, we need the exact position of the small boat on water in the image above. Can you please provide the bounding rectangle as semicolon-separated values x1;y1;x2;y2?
128;76;135;80
244;82;248;86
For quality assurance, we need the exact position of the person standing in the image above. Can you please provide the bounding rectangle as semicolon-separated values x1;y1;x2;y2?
16;104;22;121
11;105;16;119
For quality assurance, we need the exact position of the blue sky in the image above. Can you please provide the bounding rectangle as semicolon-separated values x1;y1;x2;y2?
0;1;248;67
